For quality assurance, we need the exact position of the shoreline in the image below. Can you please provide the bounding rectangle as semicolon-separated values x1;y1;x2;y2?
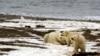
0;13;100;23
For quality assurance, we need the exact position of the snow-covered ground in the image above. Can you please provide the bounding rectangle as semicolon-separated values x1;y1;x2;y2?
0;18;100;56
0;37;99;56
0;17;100;31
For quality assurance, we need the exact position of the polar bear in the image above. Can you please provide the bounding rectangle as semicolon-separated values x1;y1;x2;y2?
62;31;86;54
61;31;80;46
70;34;86;54
43;31;66;45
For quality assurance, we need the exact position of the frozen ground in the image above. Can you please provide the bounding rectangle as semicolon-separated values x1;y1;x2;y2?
0;37;99;56
0;17;100;31
0;19;99;56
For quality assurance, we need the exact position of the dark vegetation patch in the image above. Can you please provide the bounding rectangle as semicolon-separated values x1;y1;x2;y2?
0;48;17;52
0;53;7;55
94;43;100;46
72;52;100;56
0;48;16;55
82;29;100;41
12;40;43;45
95;39;100;42
0;27;55;37
0;27;33;37
0;14;20;20
97;33;100;36
0;27;99;41
0;41;47;49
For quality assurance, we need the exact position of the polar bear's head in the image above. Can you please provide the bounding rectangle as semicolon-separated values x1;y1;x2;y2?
70;35;79;42
61;31;70;36
57;36;67;45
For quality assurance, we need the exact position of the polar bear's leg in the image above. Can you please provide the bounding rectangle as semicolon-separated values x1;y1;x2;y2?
67;40;70;46
79;36;86;53
54;42;61;45
73;42;79;54
80;44;85;53
43;34;49;43
65;38;71;46
81;47;85;53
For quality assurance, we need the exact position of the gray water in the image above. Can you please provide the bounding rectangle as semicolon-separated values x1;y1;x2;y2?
0;0;100;20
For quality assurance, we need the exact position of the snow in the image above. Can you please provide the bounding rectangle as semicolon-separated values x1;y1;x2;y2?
0;17;100;31
91;31;100;36
0;17;99;56
0;37;99;56
86;42;99;52
35;20;100;31
0;38;73;56
7;46;68;56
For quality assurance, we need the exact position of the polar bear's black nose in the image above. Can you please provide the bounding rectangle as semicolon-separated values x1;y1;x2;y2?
71;38;74;40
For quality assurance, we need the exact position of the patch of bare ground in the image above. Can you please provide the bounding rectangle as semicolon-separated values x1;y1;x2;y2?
0;48;16;55
94;43;100;46
82;29;100;41
0;27;33;37
0;27;55;37
0;48;17;56
95;39;100;42
72;52;100;56
0;53;7;56
0;48;17;52
0;40;47;49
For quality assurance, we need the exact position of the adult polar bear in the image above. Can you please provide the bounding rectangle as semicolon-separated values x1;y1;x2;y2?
62;31;86;54
43;31;66;45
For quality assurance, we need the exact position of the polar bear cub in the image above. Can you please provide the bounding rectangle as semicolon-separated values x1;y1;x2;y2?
70;34;86;54
62;31;86;54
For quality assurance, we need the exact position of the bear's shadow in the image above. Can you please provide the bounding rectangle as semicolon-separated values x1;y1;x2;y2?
72;52;100;56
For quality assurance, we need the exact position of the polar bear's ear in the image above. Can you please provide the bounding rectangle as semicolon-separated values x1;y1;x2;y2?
65;31;69;35
62;31;69;36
